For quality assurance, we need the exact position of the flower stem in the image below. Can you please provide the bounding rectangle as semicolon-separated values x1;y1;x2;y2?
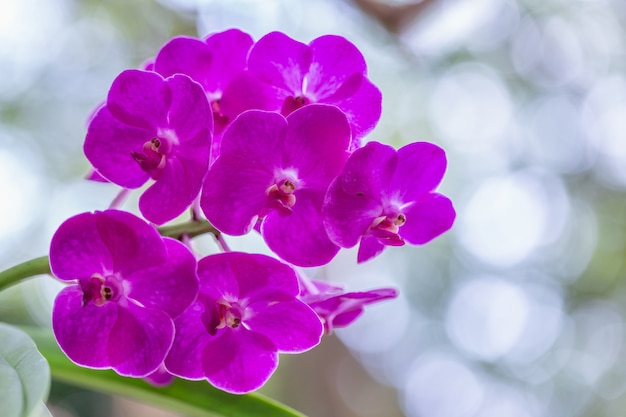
0;220;220;293
158;219;219;240
0;256;51;292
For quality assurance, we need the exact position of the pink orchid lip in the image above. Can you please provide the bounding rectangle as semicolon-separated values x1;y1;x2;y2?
79;273;125;307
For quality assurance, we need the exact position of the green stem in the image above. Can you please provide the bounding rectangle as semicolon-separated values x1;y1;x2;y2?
0;255;51;292
0;220;219;293
158;219;220;240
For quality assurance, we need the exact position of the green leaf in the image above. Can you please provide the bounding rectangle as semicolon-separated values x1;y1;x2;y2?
27;328;307;417
0;323;51;417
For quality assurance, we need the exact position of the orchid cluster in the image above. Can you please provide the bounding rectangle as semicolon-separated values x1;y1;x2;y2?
49;29;455;394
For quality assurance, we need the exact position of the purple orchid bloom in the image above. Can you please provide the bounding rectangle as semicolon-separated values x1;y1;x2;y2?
221;31;382;149
154;29;254;160
200;104;351;267
322;141;456;263
50;210;198;377
84;69;213;224
164;252;323;394
298;277;398;333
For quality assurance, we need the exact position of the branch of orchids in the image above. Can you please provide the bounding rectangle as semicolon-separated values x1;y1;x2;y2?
0;219;220;293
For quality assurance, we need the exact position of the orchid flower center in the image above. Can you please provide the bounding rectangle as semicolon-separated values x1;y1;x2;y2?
131;137;167;179
281;95;310;116
131;129;179;180
369;211;406;247
263;176;298;217
79;273;123;307
205;299;247;336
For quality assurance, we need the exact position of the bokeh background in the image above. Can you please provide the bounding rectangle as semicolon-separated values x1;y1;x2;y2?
2;0;626;416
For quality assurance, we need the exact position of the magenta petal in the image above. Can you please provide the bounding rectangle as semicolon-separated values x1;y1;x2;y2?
144;365;174;387
307;35;367;99
201;111;287;235
197;254;240;300
165;302;209;380
107;69;171;131
138;155;205;225
400;193;456;244
107;301;174;377
154;37;214;90
84;106;151;189
322;175;383;248
393;142;448;200
93;210;166;276
219;110;287;162
324;75;382;145
50;213;113;280
248;31;311;94
340;141;397;196
227;253;300;300
330;309;363;329
200;157;272;235
197;253;298;303
127;238;198;318
85;169;109;183
310;288;398;331
203;29;254;93
283;104;351;188
262;190;339;267
357;235;386;263
245;300;322;352
52;286;117;369
202;329;278;394
165;73;213;146
220;72;283;118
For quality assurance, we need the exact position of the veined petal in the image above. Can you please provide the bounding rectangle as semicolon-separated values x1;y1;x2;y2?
392;142;448;201
262;190;339;267
49;213;113;280
127;238;198;319
154;36;214;91
223;252;300;300
200;156;272;236
283;104;351;188
84;106;151;189
247;31;311;95
197;254;240;301
107;69;171;131
323;75;382;145
357;235;386;263
107;301;174;377
219;109;287;162
201;329;278;394
339;141;397;197
165;302;209;380
203;29;254;93
322;175;383;248
400;193;456;244
245;300;322;353
220;71;285;118
93;210;166;275
166;73;213;145
138;153;206;225
52;286;117;369
307;35;367;99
